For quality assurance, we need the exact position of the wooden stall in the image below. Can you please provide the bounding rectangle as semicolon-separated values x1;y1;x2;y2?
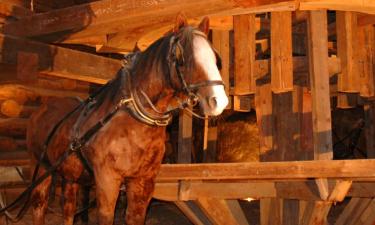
0;0;374;224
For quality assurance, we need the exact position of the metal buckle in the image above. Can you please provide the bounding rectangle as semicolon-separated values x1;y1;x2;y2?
70;139;82;152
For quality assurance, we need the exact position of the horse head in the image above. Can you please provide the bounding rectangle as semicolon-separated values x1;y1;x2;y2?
167;15;229;116
130;14;228;125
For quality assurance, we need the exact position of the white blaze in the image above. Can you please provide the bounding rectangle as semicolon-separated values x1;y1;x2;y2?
193;35;228;116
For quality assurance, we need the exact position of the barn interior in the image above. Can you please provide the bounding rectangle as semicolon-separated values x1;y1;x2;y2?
0;0;374;224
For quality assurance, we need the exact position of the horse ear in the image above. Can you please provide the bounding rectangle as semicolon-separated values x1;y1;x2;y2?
173;13;188;33
198;17;210;35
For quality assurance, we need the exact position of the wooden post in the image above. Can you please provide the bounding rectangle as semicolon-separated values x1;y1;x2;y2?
336;11;360;108
233;14;256;95
212;29;231;109
178;110;192;163
271;11;293;93
336;11;360;93
357;25;375;98
305;10;334;225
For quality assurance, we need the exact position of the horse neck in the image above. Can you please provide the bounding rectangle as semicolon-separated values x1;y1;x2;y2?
131;49;174;111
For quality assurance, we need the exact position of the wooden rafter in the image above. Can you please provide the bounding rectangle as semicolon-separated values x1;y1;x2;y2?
0;34;122;84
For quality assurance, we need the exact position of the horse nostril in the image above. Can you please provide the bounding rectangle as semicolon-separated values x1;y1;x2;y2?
208;97;218;109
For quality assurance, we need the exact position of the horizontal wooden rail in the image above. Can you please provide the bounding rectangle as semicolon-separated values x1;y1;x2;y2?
157;159;375;181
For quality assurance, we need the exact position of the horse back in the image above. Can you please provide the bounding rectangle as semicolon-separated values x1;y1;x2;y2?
27;97;81;160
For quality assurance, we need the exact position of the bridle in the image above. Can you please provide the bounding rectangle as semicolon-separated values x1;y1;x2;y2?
132;29;225;125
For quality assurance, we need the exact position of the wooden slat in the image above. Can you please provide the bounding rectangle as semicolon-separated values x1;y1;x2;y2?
336;11;360;93
357;25;375;97
307;10;333;202
0;34;122;84
270;11;293;93
157;159;375;181
196;198;247;225
233;14;256;95
336;198;372;225
358;198;375;225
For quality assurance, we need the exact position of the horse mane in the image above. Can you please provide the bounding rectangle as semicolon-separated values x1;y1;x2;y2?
92;26;198;108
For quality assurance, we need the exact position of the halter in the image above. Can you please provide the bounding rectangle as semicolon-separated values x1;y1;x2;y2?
132;29;225;125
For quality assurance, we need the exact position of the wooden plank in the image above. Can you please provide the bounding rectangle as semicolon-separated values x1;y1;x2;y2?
226;200;250;225
212;29;230;107
358;199;375;225
336;11;360;93
327;179;352;202
0;34;122;84
270;11;293;93
157;159;375;181
300;201;331;225
174;201;208;225
299;0;375;14
260;198;282;225
336;198;372;225
3;0;237;39
178;110;193;163
233;14;256;95
307;10;333;201
196;198;247;225
283;199;299;225
358;14;375;26
357;25;375;97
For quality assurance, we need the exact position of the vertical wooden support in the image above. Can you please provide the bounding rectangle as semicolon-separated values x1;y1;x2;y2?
233;14;256;95
271;11;293;93
212;29;231;109
178;110;192;163
357;25;375;97
301;201;331;225
255;83;273;160
260;198;282;225
196;198;249;225
203;120;217;163
307;10;333;218
307;10;333;162
283;199;299;225
336;11;360;93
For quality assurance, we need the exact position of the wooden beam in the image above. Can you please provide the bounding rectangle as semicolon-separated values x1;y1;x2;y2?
358;14;375;26
300;201;331;225
196;198;248;225
299;0;375;14
0;34;122;84
178;110;193;163
174;201;208;225
3;0;238;39
157;159;375;181
270;11;293;93
307;10;333;201
233;14;256;95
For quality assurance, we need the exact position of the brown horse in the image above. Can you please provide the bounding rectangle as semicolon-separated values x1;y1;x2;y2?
27;15;228;225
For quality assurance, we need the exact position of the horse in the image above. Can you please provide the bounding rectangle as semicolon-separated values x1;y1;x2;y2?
26;15;228;225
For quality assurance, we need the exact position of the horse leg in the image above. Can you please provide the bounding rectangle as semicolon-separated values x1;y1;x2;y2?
31;168;52;225
125;178;155;225
62;181;79;225
95;172;121;225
